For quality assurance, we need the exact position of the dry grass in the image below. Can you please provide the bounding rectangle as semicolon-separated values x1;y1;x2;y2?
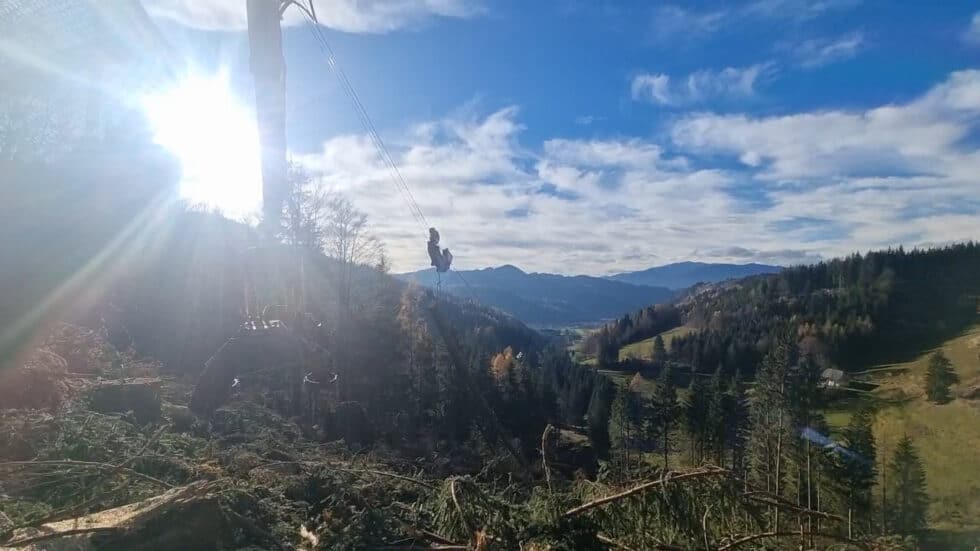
864;324;980;533
618;326;695;362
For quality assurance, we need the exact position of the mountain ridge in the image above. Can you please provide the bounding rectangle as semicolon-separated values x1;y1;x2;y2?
606;261;782;289
395;265;675;327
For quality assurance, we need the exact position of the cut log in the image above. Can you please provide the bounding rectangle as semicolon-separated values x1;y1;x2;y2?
2;481;281;550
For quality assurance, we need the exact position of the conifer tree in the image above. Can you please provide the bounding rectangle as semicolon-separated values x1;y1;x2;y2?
586;376;615;457
885;435;928;534
684;374;709;464
924;350;958;404
653;334;667;359
746;333;797;530
651;365;677;468
838;406;877;536
611;385;643;475
705;367;727;464
725;370;749;475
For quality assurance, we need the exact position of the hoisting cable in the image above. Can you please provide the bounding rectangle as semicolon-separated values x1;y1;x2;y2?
291;2;429;235
293;3;481;303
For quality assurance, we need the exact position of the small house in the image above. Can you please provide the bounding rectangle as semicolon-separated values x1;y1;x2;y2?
820;368;849;389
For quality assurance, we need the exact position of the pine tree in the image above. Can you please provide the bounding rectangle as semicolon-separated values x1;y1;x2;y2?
586;376;615;458
838;406;877;536
885;435;928;534
746;333;797;530
610;386;643;475
653;334;667;359
651;365;678;468
684;374;709;465
705;367;727;464
924;350;958;404
726;370;749;475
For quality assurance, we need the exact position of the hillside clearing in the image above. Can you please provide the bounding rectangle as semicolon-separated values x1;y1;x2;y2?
618;326;694;361
825;325;980;536
856;324;980;534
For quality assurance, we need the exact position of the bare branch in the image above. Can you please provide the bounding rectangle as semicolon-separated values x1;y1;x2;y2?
716;530;868;551
563;465;730;518
3;527;121;548
0;460;173;489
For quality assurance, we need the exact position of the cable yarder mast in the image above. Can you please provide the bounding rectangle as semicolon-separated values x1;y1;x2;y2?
246;0;288;233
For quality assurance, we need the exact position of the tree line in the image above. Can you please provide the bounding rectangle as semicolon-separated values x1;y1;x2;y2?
586;244;980;381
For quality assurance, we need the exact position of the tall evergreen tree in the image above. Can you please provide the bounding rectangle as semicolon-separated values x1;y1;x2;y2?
705;367;727;464
837;406;878;536
610;385;643;475
652;334;667;359
651;365;678;468
586;376;616;458
924;350;958;404
684;374;709;464
746;333;797;530
885;435;929;535
726;370;749;475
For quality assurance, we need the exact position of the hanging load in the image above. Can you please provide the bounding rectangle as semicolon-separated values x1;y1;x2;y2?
427;227;453;273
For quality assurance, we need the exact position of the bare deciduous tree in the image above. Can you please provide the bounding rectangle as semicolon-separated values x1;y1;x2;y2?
280;161;328;252
322;194;381;316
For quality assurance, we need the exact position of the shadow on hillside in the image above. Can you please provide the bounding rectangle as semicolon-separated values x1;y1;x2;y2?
855;312;979;368
922;529;980;551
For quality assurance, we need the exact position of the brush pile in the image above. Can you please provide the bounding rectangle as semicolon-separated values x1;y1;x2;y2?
1;325;906;550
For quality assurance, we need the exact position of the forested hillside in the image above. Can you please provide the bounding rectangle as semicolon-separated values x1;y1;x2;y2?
588;244;980;378
568;244;980;547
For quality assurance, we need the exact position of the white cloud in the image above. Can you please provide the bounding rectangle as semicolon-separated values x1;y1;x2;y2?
791;32;865;67
292;70;980;275
294;108;771;273
649;5;726;43
650;0;859;44
965;12;980;45
631;74;673;105
632;64;773;105
741;0;860;21
669;70;980;259
142;0;482;33
671;70;980;181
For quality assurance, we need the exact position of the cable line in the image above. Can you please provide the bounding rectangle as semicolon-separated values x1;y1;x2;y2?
294;4;480;303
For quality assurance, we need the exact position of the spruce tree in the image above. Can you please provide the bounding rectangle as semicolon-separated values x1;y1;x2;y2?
746;333;797;530
610;386;643;475
885;435;928;534
705;367;727;464
838;406;877;535
924;350;958;404
684;374;709;464
726;370;749;475
653;334;667;359
651;365;677;468
586;376;615;457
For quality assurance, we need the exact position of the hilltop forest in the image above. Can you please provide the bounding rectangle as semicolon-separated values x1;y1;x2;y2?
586;244;980;376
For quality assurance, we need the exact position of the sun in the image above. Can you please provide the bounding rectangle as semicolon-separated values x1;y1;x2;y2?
142;72;262;218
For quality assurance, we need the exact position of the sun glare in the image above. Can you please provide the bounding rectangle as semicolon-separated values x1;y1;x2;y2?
142;73;262;218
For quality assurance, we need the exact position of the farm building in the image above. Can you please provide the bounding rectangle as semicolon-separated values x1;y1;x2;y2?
820;368;850;389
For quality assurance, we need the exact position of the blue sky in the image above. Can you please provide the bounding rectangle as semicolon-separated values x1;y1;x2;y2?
143;0;980;274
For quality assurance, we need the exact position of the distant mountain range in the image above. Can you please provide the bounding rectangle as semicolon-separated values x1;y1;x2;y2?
395;265;675;327
607;261;781;290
